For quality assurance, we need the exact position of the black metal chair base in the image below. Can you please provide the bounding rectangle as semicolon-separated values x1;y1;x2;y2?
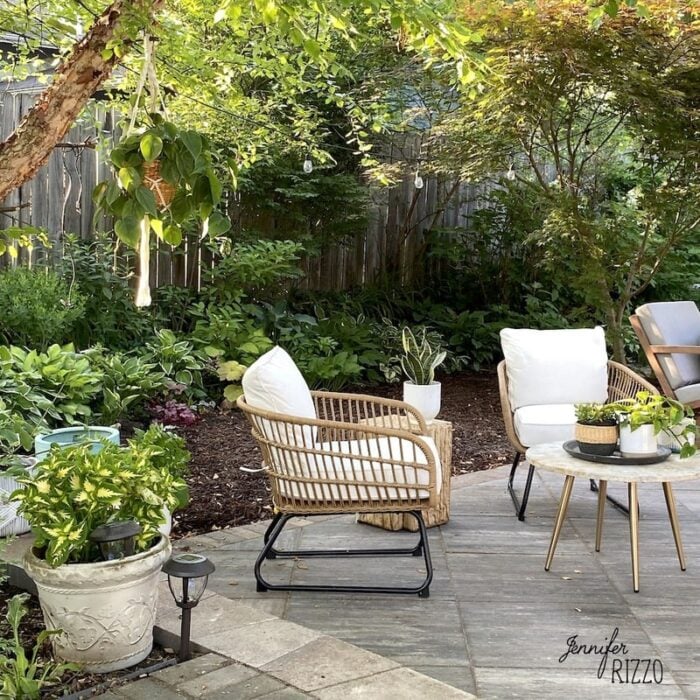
255;511;433;597
589;479;631;516
507;452;534;521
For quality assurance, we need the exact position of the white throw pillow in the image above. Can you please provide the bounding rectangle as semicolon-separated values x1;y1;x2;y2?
500;327;608;410
242;346;317;444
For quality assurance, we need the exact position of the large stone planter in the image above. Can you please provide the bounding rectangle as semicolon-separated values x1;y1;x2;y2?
24;535;171;672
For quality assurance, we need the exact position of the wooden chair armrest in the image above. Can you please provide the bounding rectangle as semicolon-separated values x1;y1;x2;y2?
649;344;700;355
311;390;428;434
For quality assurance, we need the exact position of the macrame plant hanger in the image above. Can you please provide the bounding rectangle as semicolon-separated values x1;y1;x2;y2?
129;34;167;308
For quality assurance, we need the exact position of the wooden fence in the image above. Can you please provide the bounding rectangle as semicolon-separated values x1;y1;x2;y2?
0;87;497;291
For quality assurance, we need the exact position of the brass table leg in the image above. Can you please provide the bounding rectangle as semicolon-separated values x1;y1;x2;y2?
595;480;607;553
545;475;575;572
662;482;686;571
628;482;640;592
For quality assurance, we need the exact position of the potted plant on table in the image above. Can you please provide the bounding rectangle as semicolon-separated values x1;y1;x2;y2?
400;327;447;424
11;426;189;672
609;391;696;459
574;403;619;456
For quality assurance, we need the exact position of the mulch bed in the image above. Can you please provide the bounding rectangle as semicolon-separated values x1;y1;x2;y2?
173;369;510;538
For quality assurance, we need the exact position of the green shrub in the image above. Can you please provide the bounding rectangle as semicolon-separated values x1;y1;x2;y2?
13;426;188;566
57;234;153;349
204;239;305;301
0;593;76;698
0;267;85;350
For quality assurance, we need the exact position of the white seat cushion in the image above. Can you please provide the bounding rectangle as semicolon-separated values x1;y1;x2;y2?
242;346;317;444
513;404;577;448
636;302;700;390
675;383;700;405
500;327;608;410
275;435;441;503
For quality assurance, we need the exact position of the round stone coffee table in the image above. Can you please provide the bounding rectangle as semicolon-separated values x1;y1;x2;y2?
526;442;700;592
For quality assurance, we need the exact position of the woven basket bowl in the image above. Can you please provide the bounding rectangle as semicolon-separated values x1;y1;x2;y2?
575;422;618;456
143;161;176;209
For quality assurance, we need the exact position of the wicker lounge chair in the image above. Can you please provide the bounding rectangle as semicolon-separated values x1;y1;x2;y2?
498;327;657;520
630;302;700;413
237;346;440;597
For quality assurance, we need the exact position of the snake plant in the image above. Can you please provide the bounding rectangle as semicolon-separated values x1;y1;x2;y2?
400;327;446;385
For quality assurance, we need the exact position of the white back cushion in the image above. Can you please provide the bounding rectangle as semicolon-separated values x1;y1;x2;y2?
242;346;317;444
636;302;700;390
500;327;608;410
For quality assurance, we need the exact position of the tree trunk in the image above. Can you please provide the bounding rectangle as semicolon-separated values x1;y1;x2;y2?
0;0;162;201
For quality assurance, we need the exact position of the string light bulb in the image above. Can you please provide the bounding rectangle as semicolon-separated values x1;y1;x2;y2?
303;157;313;174
414;171;424;190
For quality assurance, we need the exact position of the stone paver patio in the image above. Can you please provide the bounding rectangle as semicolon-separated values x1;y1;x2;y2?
165;463;700;699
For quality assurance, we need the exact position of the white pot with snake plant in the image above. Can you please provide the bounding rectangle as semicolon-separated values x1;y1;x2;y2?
400;327;447;424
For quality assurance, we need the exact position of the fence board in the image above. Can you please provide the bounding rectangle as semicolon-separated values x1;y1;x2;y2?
0;90;510;292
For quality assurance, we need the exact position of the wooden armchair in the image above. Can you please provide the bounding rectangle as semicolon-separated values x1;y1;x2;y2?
631;302;700;413
498;326;658;521
237;348;440;598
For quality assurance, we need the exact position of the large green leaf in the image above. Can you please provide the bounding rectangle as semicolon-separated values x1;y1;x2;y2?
207;211;231;236
180;131;203;159
139;133;163;162
134;187;158;217
114;216;141;247
163;224;183;246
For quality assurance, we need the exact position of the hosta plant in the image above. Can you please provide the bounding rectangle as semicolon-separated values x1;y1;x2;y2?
400;327;446;385
12;426;189;567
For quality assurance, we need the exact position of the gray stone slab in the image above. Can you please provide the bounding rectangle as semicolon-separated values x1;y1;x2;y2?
150;653;230;687
285;594;468;668
629;606;700;671
474;667;685;699
198;618;323;667
447;552;625;605
112;678;185;699
175;662;259;697
257;689;314;699
262;636;398;691
409;665;476;695
460;602;657;670
313;667;475;699
156;589;277;640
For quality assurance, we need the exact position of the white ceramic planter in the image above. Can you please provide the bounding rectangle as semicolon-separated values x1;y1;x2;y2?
24;535;171;672
0;457;37;538
658;418;697;453
619;424;657;458
403;381;441;424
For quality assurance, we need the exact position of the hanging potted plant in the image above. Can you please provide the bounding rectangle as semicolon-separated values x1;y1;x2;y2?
400;327;446;423
93;114;231;306
574;403;618;456
12;426;189;672
609;391;696;458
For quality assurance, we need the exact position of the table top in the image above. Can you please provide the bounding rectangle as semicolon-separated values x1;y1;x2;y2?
526;442;700;483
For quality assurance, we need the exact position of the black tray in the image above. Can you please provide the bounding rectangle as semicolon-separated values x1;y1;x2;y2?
563;440;671;465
